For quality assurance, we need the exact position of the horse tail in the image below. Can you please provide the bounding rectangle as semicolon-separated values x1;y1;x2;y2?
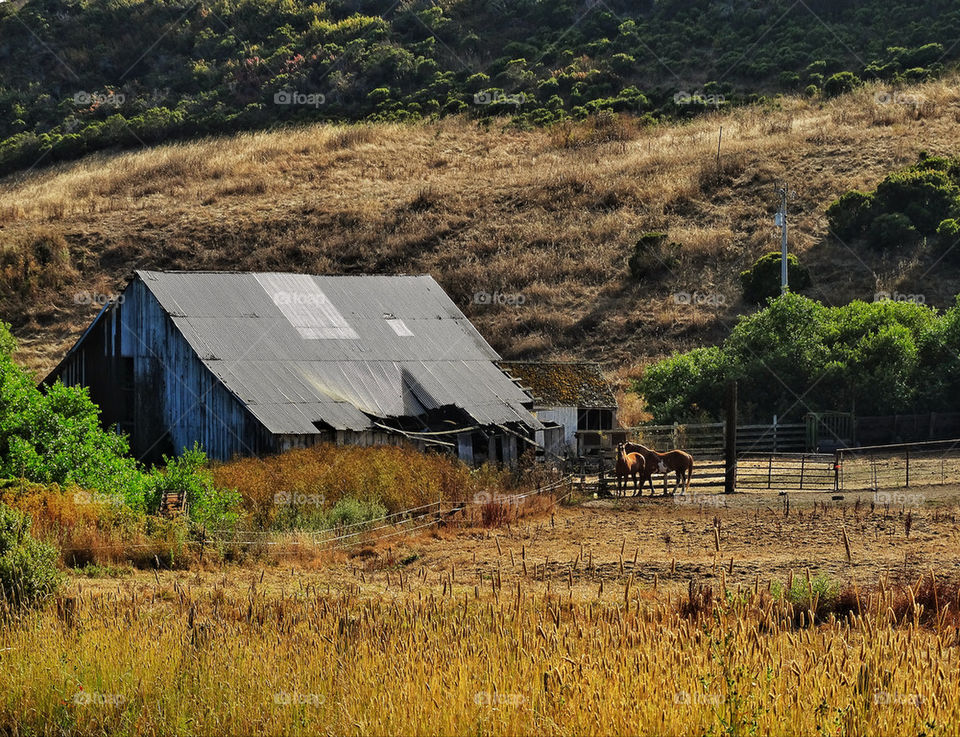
685;456;694;493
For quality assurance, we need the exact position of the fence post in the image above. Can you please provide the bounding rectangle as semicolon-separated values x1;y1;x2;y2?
905;449;910;487
724;380;737;494
834;450;841;492
800;455;805;490
767;454;773;489
773;414;778;454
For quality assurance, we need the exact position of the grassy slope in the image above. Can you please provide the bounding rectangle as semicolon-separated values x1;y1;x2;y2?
3;77;960;406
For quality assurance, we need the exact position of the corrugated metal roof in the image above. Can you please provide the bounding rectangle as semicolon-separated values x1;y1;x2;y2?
137;271;540;434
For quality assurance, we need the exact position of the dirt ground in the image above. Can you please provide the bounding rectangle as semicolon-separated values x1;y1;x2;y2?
72;485;960;603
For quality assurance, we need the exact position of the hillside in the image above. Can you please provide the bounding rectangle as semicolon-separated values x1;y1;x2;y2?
0;0;958;175
4;77;960;398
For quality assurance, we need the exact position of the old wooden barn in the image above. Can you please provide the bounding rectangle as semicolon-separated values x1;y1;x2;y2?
45;271;542;464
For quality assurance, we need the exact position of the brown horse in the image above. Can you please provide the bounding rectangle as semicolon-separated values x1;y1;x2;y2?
624;442;694;495
614;443;646;497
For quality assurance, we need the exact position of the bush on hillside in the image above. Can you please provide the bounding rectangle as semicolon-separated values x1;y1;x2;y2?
823;71;861;97
872;168;960;235
868;212;919;250
739;252;812;304
627;231;680;280
826;190;875;240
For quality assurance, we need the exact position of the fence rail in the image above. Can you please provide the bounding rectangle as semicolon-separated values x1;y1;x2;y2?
622;420;806;458
576;430;960;495
736;453;835;491
837;440;960;491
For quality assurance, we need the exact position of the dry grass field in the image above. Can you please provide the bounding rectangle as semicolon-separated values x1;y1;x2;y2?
5;77;960;390
4;487;960;735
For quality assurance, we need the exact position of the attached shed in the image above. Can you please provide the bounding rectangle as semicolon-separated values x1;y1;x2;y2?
46;271;541;464
498;361;620;458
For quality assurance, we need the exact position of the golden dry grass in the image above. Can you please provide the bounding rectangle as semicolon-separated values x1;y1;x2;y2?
5;488;960;736
5;77;960;380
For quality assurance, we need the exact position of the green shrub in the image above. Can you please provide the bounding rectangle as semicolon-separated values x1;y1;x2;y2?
937;218;960;252
826;190;874;240
872;168;960;235
739;252;812;304
325;497;388;528
823;71;861;97
0;503;63;609
868;212;919;250
635;347;728;424
150;444;241;528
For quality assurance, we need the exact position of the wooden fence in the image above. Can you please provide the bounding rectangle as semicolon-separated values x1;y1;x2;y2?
622;420;805;458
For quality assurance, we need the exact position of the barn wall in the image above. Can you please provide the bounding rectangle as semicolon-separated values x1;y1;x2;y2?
535;407;579;449
50;278;276;464
121;278;276;463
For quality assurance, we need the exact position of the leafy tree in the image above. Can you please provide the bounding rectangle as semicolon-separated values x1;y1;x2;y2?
635;347;729;424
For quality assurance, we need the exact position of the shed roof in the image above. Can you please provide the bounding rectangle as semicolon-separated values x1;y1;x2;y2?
498;361;617;409
135;271;541;435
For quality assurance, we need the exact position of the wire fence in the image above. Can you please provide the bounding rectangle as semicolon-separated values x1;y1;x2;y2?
58;475;575;556
836;440;960;491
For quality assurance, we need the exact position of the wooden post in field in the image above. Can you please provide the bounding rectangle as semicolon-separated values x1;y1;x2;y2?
724;380;737;494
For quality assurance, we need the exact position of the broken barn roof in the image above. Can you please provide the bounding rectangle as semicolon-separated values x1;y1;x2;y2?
135;270;541;434
498;361;617;409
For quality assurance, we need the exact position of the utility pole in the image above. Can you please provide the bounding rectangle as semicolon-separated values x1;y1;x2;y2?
724;380;737;494
774;184;790;295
